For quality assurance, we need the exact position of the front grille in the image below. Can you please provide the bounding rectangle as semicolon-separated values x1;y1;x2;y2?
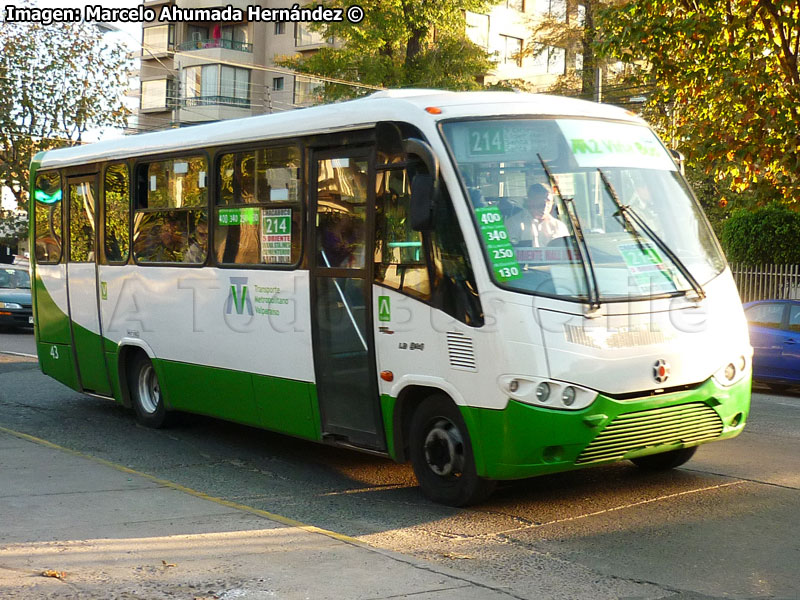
576;402;723;464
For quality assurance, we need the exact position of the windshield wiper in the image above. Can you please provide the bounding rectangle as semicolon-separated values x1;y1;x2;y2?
537;154;601;310
596;168;706;301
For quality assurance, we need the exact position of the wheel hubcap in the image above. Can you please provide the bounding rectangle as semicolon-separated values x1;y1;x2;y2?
423;418;465;476
137;364;160;414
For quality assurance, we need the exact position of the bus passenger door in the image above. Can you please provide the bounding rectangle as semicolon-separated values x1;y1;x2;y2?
66;176;112;395
309;148;385;450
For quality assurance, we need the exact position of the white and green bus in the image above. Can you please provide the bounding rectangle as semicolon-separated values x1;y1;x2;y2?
30;90;752;505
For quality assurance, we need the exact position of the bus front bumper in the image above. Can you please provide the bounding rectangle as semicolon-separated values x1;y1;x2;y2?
462;375;751;481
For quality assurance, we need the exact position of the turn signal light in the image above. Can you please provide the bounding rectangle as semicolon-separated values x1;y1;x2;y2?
380;371;394;382
425;106;442;114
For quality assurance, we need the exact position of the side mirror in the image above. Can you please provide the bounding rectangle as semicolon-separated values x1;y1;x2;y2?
403;137;440;232
410;174;436;231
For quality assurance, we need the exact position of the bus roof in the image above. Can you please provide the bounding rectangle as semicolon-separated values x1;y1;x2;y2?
36;90;644;170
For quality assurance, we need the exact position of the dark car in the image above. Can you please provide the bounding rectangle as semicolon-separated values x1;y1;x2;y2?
0;264;33;330
743;299;800;389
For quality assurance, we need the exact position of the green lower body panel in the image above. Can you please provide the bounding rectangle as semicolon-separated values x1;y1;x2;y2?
37;341;79;391
154;359;320;440
463;376;751;480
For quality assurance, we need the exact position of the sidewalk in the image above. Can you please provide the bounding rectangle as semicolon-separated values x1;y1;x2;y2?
0;429;516;599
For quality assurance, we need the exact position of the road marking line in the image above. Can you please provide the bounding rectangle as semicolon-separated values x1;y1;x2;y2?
475;480;747;539
0;351;37;358
0;425;364;546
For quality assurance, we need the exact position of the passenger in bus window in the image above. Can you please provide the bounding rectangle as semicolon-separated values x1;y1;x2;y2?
184;218;208;263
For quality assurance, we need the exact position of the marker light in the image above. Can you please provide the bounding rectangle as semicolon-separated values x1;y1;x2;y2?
0;302;22;309
425;106;442;114
508;379;519;393
739;356;747;371
536;382;551;402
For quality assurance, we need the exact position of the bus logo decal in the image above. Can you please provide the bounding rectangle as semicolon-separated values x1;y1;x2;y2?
226;277;254;316
653;359;670;383
378;296;391;322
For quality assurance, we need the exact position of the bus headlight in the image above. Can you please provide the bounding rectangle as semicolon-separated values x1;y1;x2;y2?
713;354;750;387
562;386;577;406
536;382;551;402
498;376;598;411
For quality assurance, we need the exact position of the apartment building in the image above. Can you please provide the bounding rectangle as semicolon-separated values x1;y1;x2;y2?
135;0;585;131
137;0;326;131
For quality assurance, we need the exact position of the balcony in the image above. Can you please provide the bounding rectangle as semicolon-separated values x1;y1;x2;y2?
177;38;253;53
182;96;250;108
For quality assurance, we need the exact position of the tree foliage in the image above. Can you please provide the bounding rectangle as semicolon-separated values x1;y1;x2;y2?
721;204;800;264
596;0;800;208
276;0;499;99
0;17;131;208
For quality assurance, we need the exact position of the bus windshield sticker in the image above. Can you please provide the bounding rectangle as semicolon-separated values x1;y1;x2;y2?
261;208;292;264
618;242;678;294
556;120;676;171
475;206;522;282
219;207;259;226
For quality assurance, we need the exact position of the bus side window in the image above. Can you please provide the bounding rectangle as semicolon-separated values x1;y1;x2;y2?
215;145;302;266
133;156;208;264
104;162;130;263
34;171;63;264
374;168;430;300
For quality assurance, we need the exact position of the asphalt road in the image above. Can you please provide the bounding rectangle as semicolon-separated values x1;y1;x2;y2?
1;332;798;600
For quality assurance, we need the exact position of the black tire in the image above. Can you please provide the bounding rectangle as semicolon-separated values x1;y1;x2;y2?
409;394;496;506
631;446;697;470
128;353;171;428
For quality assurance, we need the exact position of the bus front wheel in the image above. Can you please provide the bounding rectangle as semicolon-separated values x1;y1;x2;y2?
631;446;697;470
409;395;496;506
128;353;171;428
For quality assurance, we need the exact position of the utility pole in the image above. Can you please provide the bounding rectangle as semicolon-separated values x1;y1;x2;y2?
594;66;603;103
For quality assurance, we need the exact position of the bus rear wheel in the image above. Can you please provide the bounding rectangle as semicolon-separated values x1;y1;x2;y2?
409;395;496;506
128;353;171;428
631;446;697;470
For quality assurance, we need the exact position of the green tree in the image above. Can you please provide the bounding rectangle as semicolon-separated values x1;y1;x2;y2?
595;0;800;208
0;17;131;208
276;0;499;100
721;204;800;264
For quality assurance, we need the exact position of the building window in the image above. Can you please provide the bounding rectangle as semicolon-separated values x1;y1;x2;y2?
575;52;584;72
133;156;209;264
275;22;285;35
500;35;524;67
532;44;566;75
505;0;523;11
295;22;326;46
142;24;174;54
294;76;323;106
216;145;302;265
465;12;489;49
141;79;171;110
272;77;284;91
183;65;250;107
577;4;586;26
535;0;567;21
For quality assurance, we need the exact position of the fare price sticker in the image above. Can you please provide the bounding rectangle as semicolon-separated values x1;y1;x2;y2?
475;207;522;282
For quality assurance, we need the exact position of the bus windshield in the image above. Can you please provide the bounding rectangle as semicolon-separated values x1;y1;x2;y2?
441;118;726;302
